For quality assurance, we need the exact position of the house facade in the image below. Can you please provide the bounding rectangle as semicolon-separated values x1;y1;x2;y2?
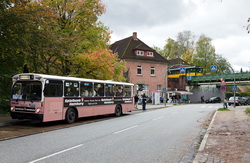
110;32;168;96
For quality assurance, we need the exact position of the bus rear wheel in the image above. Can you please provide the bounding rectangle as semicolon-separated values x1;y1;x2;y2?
66;108;77;124
115;105;122;117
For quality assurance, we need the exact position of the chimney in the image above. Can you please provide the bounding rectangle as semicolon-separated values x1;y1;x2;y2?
133;32;138;40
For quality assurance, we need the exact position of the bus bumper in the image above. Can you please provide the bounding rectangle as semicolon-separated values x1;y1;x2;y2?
10;112;43;121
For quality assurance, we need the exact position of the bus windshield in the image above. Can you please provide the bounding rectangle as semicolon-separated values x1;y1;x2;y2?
11;81;42;101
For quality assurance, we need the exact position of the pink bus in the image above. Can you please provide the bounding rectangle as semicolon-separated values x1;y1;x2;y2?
10;73;134;123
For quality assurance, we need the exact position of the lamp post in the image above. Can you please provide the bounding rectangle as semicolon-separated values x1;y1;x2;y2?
225;65;236;108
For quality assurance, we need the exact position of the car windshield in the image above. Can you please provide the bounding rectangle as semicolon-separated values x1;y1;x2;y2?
11;81;42;101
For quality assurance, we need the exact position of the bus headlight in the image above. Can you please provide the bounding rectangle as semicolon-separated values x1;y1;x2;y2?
11;107;15;111
36;109;40;113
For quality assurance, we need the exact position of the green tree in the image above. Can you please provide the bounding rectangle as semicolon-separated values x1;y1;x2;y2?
192;35;232;74
44;0;111;75
163;38;179;59
0;0;65;112
154;38;178;59
156;31;232;74
214;54;232;74
155;31;195;61
176;31;195;60
192;35;217;74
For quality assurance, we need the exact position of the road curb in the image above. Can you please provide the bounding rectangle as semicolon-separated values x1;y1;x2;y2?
193;111;218;163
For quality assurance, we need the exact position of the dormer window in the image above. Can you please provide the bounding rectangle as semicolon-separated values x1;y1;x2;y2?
147;51;154;57
137;50;144;56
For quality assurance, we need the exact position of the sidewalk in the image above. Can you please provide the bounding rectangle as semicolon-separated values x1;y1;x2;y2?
193;106;250;163
134;102;173;110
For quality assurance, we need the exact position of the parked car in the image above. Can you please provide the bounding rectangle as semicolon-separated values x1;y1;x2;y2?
205;97;221;103
242;97;250;105
228;96;245;106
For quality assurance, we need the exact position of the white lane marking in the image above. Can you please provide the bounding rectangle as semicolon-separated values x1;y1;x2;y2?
152;116;164;121
29;144;83;163
114;125;138;134
201;106;206;108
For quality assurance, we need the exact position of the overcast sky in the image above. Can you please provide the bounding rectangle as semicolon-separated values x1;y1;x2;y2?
99;0;250;72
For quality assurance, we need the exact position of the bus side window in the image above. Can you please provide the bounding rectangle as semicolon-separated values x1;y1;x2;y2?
115;85;123;97
93;83;104;96
65;81;79;97
80;82;93;97
44;80;63;97
105;84;114;96
123;85;132;97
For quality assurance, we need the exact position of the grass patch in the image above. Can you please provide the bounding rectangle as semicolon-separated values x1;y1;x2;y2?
245;108;250;114
218;108;230;111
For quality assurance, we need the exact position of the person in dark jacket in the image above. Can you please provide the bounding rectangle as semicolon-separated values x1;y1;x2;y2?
142;93;147;110
134;94;139;109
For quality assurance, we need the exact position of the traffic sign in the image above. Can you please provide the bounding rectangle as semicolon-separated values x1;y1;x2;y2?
180;67;186;74
220;85;226;91
220;79;226;86
210;65;217;71
232;85;238;92
187;76;192;80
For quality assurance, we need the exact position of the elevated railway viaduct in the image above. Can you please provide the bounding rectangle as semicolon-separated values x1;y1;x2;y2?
186;72;250;103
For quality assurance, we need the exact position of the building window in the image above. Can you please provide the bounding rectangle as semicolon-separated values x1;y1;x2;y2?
137;66;142;75
147;51;154;56
137;50;144;56
151;67;155;76
157;85;161;92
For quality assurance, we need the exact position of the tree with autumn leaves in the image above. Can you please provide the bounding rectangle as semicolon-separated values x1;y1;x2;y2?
0;0;125;80
70;49;125;81
0;0;125;111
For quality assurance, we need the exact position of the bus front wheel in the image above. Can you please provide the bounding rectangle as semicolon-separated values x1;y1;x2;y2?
115;105;122;117
66;108;77;124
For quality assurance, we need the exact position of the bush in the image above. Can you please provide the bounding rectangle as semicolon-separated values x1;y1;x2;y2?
245;108;250;114
0;97;10;114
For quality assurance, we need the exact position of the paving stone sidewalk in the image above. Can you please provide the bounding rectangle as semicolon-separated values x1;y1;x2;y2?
193;106;250;163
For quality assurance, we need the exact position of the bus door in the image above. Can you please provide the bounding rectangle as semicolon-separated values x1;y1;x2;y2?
43;80;64;122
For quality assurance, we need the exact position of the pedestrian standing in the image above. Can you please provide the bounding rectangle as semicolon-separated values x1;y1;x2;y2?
160;96;163;103
142;93;147;110
201;96;204;103
224;97;228;108
134;94;139;109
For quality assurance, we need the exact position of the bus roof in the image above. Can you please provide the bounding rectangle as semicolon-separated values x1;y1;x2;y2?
13;73;134;86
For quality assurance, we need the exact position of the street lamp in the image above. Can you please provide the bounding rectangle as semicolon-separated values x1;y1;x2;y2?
228;65;236;108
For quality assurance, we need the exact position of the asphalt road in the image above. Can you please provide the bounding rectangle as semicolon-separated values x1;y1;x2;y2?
0;104;221;163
